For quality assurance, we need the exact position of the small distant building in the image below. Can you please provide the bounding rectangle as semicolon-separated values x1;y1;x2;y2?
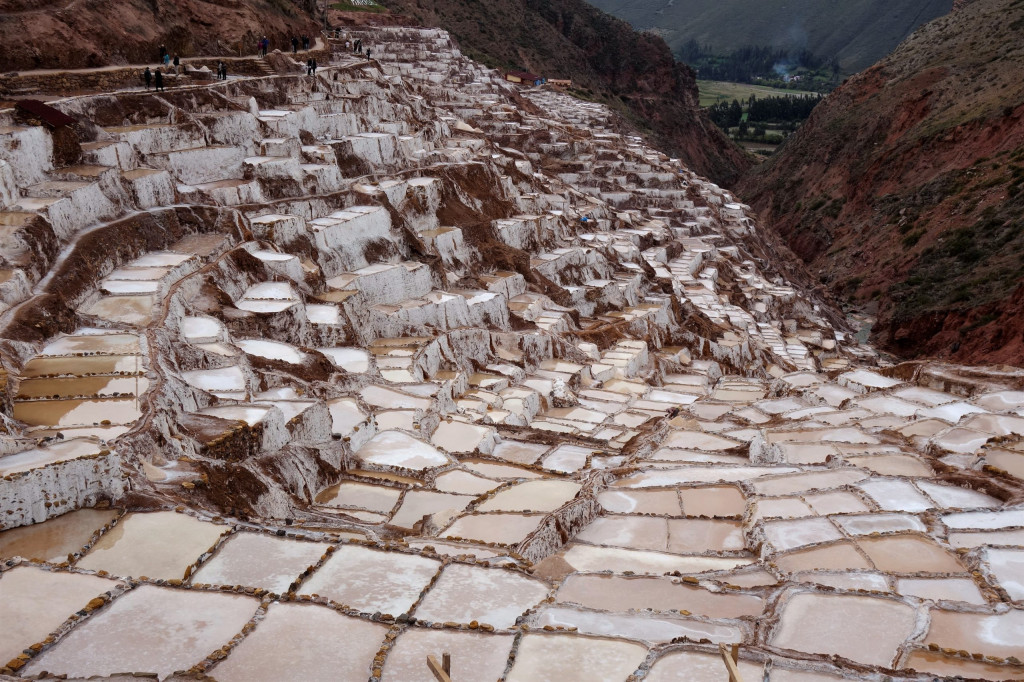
548;78;572;89
505;71;544;86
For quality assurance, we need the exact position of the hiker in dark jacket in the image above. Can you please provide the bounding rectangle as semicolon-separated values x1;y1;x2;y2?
291;36;299;53
312;58;318;75
172;55;180;75
154;69;164;92
144;67;152;90
306;58;313;76
159;44;166;63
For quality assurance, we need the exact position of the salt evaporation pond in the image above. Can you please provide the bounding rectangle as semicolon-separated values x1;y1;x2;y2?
210;602;387;682
24;585;258;678
76;511;227;580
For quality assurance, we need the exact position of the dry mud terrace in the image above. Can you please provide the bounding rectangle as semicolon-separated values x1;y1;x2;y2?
0;26;1023;682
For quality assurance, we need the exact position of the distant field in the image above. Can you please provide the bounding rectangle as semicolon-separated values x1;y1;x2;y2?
698;80;817;108
587;0;952;74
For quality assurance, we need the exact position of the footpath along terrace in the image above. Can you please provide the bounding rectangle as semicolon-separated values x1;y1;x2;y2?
0;25;1022;682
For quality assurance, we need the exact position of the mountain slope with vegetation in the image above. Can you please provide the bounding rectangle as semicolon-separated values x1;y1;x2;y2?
587;0;952;74
375;0;751;185
0;0;320;70
738;0;1024;364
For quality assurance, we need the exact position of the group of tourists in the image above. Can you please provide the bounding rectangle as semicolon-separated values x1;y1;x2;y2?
342;38;372;60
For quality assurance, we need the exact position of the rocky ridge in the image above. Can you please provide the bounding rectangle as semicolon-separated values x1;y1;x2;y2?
0;25;1022;682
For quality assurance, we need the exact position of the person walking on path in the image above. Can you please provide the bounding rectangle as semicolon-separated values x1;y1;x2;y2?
312;58;318;75
291;36;298;54
159;44;166;63
306;58;313;76
366;49;371;60
162;52;170;67
354;38;361;53
302;35;309;50
143;67;152;90
172;55;180;75
154;68;164;92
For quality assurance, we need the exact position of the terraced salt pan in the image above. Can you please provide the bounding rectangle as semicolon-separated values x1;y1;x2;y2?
645;650;764;682
925;608;1024;658
299;545;440;615
431;419;492;453
833;512;924;538
942;508;1024;530
556;574;763;618
434;469;501;495
533;605;743;644
794;571;890;592
770;592;917;667
462;458;544;479
984;547;1024;600
679;486;746;517
316;481;402;513
199;405;271;426
916;480;1000;509
24;585;258;678
476;480;581;512
442;512;544;545
327;397;367;436
662;430;740;451
210;603;388;682
506;633;648;682
599;489;682;515
902;649;1024;680
0;508;119;562
414;563;548;627
389;490;474;529
560;544;752;575
360;384;432;410
491;439;549;465
355;431;452;470
76;512;227;580
857;534;964;573
617;465;800;488
190;532;331;592
318;347;370;373
39;332;140;356
13;397;142;428
774;541;872;573
764;517;843;552
541;444;593;473
237;339;306;364
181;366;247;394
0;438;107;476
847;453;933;477
895;577;986;604
382;629;514;682
0;566;118;664
182;316;225;342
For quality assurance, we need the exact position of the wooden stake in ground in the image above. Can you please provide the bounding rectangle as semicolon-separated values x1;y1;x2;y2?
719;642;744;682
427;652;452;682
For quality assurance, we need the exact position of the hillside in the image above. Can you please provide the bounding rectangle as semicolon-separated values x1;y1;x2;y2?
738;0;1024;364
587;0;952;74
0;0;319;70
374;0;751;185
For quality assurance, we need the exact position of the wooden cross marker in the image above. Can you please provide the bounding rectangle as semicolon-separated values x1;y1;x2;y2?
427;652;452;682
719;642;743;682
